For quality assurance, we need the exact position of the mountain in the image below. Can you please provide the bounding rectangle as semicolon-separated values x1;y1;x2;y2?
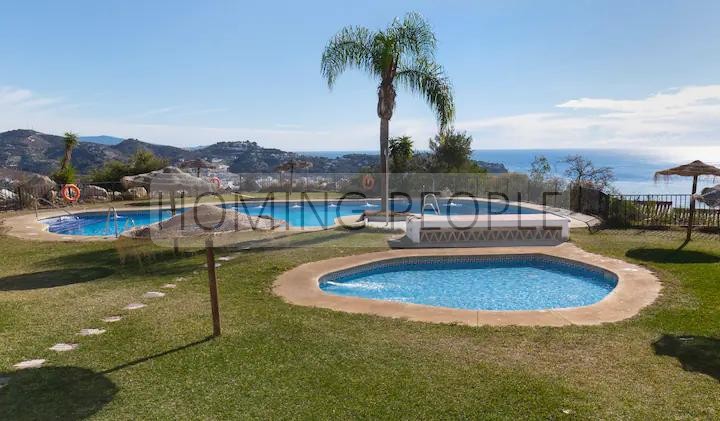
0;130;179;174
79;135;125;145
0;129;507;176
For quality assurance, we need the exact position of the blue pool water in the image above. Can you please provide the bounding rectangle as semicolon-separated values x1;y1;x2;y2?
320;255;617;310
43;198;542;236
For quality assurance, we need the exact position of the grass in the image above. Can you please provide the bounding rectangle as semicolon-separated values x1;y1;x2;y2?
0;228;718;419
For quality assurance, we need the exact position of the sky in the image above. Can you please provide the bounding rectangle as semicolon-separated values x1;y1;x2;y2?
1;0;720;155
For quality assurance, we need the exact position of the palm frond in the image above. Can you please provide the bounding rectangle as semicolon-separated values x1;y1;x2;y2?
395;59;455;128
388;12;437;62
321;26;378;88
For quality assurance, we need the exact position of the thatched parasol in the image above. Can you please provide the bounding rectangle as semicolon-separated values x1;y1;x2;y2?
180;159;217;177
121;166;214;215
655;160;720;241
695;185;720;208
125;204;285;336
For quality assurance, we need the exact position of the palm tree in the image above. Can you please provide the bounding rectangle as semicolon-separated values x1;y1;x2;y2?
321;12;454;209
60;132;79;171
276;159;313;195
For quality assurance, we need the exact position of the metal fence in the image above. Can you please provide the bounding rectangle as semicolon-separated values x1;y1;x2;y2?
0;182;145;211
607;194;720;229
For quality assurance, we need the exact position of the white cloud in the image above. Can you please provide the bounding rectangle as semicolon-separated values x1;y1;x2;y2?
458;85;720;150
1;84;720;152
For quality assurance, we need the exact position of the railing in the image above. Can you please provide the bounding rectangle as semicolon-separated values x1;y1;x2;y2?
34;197;76;220
607;194;720;229
105;206;120;238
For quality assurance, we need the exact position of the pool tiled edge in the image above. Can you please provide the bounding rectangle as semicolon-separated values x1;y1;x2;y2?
273;243;661;327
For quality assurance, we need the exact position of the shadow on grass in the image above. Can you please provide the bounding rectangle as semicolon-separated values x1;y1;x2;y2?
626;248;720;264
0;337;214;419
0;366;117;420
653;335;720;381
102;335;213;375
0;267;114;291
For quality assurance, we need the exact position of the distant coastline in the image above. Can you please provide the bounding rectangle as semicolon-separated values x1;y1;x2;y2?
299;149;717;194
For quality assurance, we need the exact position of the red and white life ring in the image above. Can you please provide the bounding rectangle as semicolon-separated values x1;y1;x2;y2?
209;177;221;190
61;184;81;202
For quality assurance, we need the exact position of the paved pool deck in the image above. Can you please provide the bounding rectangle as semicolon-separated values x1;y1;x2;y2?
273;242;661;327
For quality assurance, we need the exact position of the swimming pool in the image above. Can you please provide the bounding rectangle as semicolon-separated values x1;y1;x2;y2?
42;198;542;236
319;255;617;311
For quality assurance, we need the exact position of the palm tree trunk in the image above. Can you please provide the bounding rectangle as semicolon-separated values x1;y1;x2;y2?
380;118;389;211
61;149;71;170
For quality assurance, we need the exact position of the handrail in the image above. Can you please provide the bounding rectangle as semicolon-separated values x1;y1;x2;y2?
105;206;120;238
421;193;440;217
34;198;76;220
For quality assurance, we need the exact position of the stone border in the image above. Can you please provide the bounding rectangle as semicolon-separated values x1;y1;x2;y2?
273;243;661;326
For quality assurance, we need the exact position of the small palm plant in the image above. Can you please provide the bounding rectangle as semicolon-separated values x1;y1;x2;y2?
321;12;454;209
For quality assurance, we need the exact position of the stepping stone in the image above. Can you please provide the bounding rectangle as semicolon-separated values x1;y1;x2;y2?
175;277;186;282
102;315;123;323
79;328;106;336
161;283;176;289
192;271;199;275
124;303;146;310
0;376;9;389
142;291;165;298
217;256;232;261
204;263;221;268
13;359;45;370
49;343;78;352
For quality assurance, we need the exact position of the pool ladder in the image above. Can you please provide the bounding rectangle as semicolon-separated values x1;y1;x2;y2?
34;198;76;220
105;207;138;238
421;193;440;216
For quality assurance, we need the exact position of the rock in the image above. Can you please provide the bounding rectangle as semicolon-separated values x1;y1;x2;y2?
124;303;146;310
0;188;16;200
102;316;123;323
142;291;165;298
19;174;56;195
78;328;106;336
161;283;176;289
126;187;148;200
13;359;45;369
49;343;78;352
84;184;109;201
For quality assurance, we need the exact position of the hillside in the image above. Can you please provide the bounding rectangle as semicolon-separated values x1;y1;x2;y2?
0;130;508;176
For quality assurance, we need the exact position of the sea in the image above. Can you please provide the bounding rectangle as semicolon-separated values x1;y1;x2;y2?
299;149;720;195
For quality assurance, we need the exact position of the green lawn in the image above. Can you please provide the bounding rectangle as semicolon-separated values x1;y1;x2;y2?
0;228;718;419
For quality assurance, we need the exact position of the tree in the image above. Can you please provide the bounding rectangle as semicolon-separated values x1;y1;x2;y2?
52;132;79;184
529;155;551;182
276;159;313;195
60;132;79;171
388;135;414;173
90;149;168;184
429;129;482;173
562;155;615;191
321;11;454;209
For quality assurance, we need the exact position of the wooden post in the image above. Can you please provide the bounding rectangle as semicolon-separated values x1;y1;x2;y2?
205;238;221;337
171;191;179;254
687;175;698;242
